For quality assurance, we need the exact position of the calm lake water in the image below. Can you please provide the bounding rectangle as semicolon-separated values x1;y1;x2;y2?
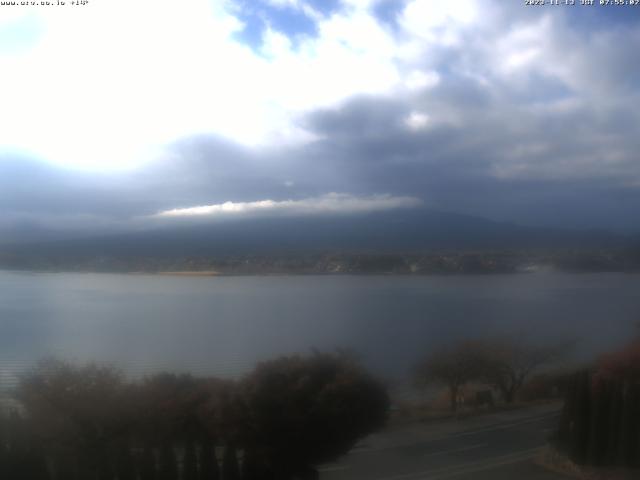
1;271;639;391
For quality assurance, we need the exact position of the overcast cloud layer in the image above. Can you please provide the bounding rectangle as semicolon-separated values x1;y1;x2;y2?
1;0;640;239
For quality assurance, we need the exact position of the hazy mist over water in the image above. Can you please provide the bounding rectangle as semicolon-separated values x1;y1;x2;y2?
1;270;638;391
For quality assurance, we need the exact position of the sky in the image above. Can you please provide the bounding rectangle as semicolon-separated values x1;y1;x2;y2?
1;0;640;240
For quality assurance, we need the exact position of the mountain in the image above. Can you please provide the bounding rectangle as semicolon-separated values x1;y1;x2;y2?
0;207;635;273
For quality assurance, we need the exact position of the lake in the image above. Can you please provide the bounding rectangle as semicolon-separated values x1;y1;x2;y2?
1;271;639;392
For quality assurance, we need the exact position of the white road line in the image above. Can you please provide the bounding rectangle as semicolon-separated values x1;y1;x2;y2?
373;447;544;480
425;447;544;480
423;443;487;458
318;465;350;473
444;415;559;440
352;412;559;455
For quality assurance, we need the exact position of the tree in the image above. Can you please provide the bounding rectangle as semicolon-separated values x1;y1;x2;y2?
198;440;219;480
241;447;262;480
138;446;157;480
196;378;242;449
0;411;51;480
556;336;640;468
157;442;177;480
238;352;389;479
414;341;486;412
114;443;135;480
222;445;240;480
132;373;212;446
594;338;640;384
475;338;568;403
17;357;133;478
183;440;198;480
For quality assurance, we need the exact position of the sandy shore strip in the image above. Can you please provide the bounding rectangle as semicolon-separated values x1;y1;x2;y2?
156;271;221;276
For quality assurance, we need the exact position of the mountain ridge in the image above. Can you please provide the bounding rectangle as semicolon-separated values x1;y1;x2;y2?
1;207;638;274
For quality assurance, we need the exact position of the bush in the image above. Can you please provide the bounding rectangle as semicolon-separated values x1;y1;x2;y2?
556;338;640;468
5;353;389;480
239;352;390;478
519;371;573;402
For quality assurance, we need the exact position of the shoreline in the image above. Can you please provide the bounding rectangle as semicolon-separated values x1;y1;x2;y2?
155;270;221;277
1;268;639;277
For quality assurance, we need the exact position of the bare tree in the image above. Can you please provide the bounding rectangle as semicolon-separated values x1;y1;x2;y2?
414;341;486;412
476;338;569;403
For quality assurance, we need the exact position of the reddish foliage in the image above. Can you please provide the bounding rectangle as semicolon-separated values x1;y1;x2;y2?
594;338;640;385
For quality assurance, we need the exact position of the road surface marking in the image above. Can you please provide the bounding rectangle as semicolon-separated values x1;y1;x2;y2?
423;443;487;458
318;465;350;473
445;413;560;439
352;412;558;454
373;447;544;480
425;447;545;480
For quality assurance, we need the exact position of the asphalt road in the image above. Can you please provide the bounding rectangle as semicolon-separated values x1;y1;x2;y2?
319;404;569;480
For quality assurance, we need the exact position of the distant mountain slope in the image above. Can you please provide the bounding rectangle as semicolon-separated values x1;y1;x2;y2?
0;207;631;258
